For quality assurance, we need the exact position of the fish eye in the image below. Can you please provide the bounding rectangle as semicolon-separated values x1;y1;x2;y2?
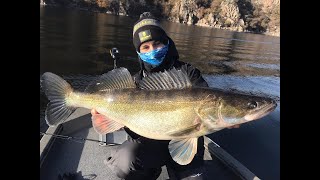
248;101;257;109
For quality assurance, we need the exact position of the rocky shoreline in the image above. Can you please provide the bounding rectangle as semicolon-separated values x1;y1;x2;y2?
40;0;280;37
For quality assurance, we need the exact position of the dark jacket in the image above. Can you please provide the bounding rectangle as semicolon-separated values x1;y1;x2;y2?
124;37;209;141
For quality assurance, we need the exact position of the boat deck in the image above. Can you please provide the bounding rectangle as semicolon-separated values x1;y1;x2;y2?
40;108;258;180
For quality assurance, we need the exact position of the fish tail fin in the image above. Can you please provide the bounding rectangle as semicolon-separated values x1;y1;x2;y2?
41;72;76;126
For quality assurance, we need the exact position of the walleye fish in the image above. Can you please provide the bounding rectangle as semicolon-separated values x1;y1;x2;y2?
40;67;276;165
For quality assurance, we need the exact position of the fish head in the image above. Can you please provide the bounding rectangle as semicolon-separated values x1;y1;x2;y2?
199;93;277;129
218;93;277;125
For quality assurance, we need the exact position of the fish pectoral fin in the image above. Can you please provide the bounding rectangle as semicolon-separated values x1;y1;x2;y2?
92;114;124;135
169;137;198;165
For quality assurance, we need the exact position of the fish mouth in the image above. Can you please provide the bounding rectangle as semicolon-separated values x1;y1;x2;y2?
244;100;277;121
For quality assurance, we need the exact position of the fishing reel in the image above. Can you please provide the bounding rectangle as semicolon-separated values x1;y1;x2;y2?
110;47;120;60
110;47;120;69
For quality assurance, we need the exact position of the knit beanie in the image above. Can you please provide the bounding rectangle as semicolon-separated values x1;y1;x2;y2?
133;12;168;52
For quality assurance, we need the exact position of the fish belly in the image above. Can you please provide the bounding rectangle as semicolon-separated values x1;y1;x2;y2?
97;102;201;140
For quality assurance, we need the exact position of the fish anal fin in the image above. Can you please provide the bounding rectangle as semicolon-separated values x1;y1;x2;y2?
169;137;198;165
92;114;124;134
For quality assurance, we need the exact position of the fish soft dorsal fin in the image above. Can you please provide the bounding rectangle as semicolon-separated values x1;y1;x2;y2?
139;67;192;90
85;67;136;93
169;137;198;165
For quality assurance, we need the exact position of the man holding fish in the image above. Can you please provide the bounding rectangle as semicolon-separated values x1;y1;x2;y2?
91;12;238;180
41;12;276;180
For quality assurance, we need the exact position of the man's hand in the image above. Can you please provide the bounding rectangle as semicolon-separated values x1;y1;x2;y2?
227;124;240;129
91;109;124;134
91;109;100;116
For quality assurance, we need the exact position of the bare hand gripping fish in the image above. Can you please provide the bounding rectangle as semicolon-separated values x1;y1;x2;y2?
40;67;276;165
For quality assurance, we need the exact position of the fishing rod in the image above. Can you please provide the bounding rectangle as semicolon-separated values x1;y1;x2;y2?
40;131;120;145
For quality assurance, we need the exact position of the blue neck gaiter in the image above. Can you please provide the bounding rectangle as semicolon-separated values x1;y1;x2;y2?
137;42;169;66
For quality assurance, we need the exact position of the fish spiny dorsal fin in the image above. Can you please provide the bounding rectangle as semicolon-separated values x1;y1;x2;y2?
139;67;192;90
85;67;136;93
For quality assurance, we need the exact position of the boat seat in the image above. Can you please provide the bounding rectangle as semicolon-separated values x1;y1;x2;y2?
99;128;129;146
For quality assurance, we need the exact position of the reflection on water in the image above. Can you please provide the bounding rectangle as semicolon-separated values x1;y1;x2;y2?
40;6;280;180
40;6;279;77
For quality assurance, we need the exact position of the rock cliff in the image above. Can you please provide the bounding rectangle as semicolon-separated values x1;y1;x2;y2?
41;0;280;36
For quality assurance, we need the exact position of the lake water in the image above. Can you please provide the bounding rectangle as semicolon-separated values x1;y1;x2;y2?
40;6;280;180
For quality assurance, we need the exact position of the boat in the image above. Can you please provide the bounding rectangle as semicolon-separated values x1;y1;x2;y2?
40;107;261;180
40;48;262;180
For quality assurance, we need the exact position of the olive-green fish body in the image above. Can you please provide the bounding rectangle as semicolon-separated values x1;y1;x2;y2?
67;88;217;140
41;67;276;165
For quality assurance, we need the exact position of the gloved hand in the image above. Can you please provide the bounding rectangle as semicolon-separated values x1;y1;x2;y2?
103;139;142;179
